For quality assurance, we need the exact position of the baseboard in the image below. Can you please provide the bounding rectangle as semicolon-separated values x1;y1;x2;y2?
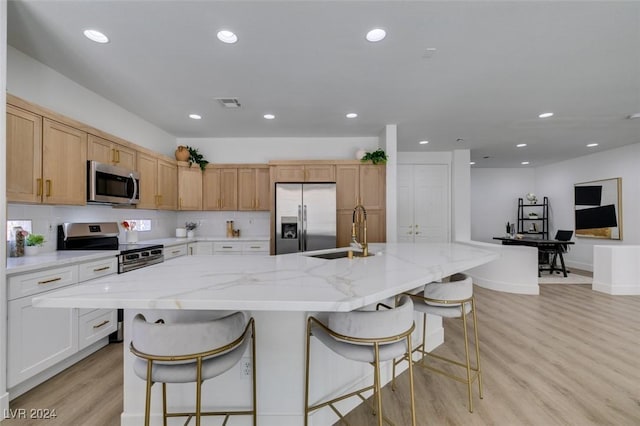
592;282;640;295
472;274;539;295
0;392;9;422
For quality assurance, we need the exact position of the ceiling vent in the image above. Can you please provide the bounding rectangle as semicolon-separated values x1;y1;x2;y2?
216;98;241;108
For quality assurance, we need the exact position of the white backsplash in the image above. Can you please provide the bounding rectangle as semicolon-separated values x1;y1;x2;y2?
8;204;271;253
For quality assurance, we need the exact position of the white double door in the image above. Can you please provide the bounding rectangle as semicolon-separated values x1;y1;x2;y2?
398;164;450;243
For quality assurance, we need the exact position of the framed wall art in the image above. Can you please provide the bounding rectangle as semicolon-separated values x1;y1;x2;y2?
574;177;622;240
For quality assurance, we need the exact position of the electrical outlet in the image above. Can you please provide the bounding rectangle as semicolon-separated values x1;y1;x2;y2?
240;358;252;379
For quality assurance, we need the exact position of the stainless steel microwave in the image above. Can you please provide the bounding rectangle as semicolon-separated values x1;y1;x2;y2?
87;161;140;205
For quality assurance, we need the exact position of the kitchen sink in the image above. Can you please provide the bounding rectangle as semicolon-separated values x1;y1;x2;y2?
306;251;374;260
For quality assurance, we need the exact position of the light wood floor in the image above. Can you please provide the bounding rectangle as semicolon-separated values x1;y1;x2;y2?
5;283;640;426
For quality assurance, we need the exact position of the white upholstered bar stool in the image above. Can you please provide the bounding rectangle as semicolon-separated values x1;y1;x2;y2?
130;311;256;426
304;295;416;426
395;273;483;413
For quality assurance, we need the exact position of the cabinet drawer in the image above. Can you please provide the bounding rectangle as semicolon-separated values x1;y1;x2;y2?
165;244;188;260
8;265;78;301
242;241;269;254
79;309;117;350
213;242;242;254
78;257;118;282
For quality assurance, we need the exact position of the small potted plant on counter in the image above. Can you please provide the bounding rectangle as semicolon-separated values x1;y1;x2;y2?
25;233;45;255
185;222;198;238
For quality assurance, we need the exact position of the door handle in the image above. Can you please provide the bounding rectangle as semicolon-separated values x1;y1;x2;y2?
129;173;138;204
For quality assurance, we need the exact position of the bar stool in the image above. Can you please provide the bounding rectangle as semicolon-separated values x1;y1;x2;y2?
130;311;256;426
395;273;483;413
304;295;416;426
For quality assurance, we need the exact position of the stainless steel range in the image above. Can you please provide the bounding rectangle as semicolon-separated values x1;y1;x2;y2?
57;222;164;342
57;222;164;273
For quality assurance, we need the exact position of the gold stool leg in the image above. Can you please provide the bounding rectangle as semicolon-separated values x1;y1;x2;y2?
195;358;202;426
373;343;383;426
462;305;473;413
421;313;428;365
144;361;153;426
304;319;312;426
472;298;483;399
162;382;167;426
251;320;257;426
407;333;416;426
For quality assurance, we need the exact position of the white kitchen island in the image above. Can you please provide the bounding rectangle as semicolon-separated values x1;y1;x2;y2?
33;242;498;426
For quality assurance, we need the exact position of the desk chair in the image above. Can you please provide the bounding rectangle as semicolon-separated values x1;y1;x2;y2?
130;312;256;426
540;230;573;275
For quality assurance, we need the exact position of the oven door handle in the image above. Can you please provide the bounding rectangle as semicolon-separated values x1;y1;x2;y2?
129;173;138;204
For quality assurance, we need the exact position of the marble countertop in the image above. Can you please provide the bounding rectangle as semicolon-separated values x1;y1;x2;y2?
33;242;498;312
6;250;120;276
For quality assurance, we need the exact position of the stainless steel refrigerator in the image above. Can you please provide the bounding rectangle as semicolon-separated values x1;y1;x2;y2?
275;183;337;254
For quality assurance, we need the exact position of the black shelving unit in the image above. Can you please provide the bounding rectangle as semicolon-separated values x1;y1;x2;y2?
517;196;549;239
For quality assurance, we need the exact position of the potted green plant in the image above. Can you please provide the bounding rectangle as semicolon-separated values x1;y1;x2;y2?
25;233;45;255
186;146;209;171
360;148;389;165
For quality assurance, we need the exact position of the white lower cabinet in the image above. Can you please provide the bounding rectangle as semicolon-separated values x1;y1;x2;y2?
78;308;117;350
7;291;78;388
7;256;118;391
188;242;213;255
164;243;188;260
187;240;269;255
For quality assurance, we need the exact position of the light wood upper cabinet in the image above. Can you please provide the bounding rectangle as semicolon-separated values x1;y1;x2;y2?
359;164;386;209
178;164;203;210
238;167;270;211
136;153;177;210
6;105;43;203
157;158;178;210
136;152;158;209
272;163;336;182
87;134;136;170
203;167;238;211
42;119;87;205
336;163;385;209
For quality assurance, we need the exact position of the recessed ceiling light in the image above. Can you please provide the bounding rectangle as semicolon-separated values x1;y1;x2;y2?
419;140;429;145
346;113;358;119
516;143;527;148
521;161;530;165
188;114;202;120
263;114;275;120
366;28;386;42
586;143;599;147
469;161;476;165
217;30;238;44
538;112;554;118
83;29;109;44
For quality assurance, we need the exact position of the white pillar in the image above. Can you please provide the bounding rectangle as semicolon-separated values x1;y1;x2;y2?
1;0;10;415
452;150;471;241
380;125;397;243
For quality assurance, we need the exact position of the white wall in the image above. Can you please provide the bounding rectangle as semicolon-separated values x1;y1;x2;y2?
175;136;379;163
535;143;640;271
471;143;640;271
7;46;175;156
1;0;10;415
470;168;536;243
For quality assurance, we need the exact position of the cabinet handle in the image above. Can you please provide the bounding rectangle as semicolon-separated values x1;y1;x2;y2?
171;250;181;254
255;198;259;209
112;148;117;163
189;247;193;255
221;199;224;208
38;277;62;285
93;266;111;272
415;224;419;228
36;178;43;196
93;320;110;329
222;246;233;249
407;231;413;235
217;199;221;208
415;232;421;235
179;198;183;209
45;180;52;197
116;150;120;163
250;246;260;249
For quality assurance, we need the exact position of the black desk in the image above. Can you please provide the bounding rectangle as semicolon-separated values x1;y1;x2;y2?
493;237;575;277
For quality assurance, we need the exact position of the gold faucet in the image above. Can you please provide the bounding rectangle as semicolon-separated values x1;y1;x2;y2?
351;204;368;257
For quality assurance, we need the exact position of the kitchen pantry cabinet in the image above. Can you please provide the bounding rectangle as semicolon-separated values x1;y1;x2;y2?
203;166;238;210
87;134;136;170
238;166;270;211
271;163;336;183
336;163;386;247
397;164;449;243
178;163;203;210
137;151;178;210
6;105;87;205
